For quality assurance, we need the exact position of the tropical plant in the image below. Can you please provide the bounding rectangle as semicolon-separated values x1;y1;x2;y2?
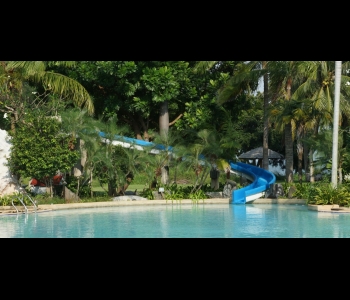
307;183;350;206
268;61;302;183
150;129;183;184
293;61;350;184
188;189;207;203
139;188;155;200
5;61;94;115
175;129;218;193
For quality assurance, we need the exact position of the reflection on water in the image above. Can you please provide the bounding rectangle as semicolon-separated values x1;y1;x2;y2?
1;204;350;238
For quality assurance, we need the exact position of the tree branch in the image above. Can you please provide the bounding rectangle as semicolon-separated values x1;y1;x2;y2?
169;113;183;126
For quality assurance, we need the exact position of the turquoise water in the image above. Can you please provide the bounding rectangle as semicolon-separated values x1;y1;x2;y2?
1;204;350;238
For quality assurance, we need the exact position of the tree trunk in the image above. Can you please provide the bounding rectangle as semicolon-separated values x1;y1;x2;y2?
138;115;150;141
130;117;143;140
90;171;93;198
309;148;315;183
10;115;16;133
262;61;269;170
161;165;169;185
297;140;303;183
159;100;169;138
10;110;18;134
285;122;294;183
332;61;342;187
296;124;304;183
73;138;86;177
108;181;117;197
284;76;293;183
160;100;169;184
303;141;309;180
76;178;80;197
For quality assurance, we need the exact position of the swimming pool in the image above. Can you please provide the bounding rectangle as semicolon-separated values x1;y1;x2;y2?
1;204;349;238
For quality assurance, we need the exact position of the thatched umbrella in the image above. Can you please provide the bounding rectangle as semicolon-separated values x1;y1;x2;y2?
238;147;283;167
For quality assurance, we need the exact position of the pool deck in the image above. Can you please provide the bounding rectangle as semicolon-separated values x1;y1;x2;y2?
0;198;349;215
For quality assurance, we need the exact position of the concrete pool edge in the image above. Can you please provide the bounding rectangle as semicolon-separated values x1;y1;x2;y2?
0;198;306;212
33;198;310;210
2;198;350;214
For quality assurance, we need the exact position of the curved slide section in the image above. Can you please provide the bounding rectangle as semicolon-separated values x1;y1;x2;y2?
98;132;173;154
229;161;276;204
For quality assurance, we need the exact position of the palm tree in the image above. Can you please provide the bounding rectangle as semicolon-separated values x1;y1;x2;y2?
273;97;316;183
151;129;183;185
5;61;94;115
262;61;269;170
268;61;301;183
293;61;350;182
197;61;270;170
175;128;219;193
332;61;342;186
93;115;131;196
60;108;100;174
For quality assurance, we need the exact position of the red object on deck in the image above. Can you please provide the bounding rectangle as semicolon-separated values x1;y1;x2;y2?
30;178;46;187
53;175;63;185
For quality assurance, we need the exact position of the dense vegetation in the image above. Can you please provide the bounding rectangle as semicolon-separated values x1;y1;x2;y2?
2;61;350;205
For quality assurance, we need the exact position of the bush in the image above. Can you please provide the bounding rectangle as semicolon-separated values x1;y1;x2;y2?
306;183;350;206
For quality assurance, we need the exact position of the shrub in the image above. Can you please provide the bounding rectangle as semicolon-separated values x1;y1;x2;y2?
307;183;350;206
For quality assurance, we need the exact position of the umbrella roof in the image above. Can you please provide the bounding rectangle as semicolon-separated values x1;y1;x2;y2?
238;147;284;159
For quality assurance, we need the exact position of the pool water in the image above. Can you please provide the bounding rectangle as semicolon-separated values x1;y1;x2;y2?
1;204;349;238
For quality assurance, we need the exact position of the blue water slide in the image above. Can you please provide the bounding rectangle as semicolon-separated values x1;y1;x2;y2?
99;131;275;203
229;161;276;204
98;132;173;152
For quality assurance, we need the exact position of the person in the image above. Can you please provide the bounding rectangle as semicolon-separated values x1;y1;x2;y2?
210;163;220;190
225;166;231;179
222;166;237;198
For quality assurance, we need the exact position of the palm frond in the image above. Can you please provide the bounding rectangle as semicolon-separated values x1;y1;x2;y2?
193;61;217;74
47;61;76;68
6;61;46;77
39;72;94;115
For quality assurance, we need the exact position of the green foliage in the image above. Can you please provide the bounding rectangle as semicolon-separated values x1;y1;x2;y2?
286;180;350;206
141;66;180;102
65;176;91;198
6;61;94;115
292;183;315;199
188;189;207;203
29;193;65;205
307;183;350;206
91;115;135;196
0;192;40;206
0;195;12;206
8;112;79;185
66;61;247;142
164;183;186;201
139;188;154;200
161;182;211;202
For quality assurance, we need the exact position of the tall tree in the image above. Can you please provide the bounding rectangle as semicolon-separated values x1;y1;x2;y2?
268;61;300;183
197;61;270;169
262;61;269;170
295;61;350;182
